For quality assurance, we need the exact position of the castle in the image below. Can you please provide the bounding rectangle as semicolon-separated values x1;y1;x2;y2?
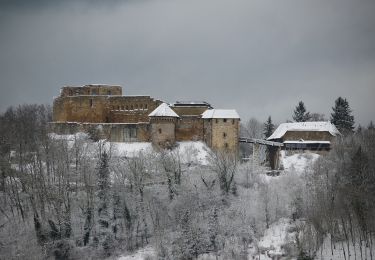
51;84;240;153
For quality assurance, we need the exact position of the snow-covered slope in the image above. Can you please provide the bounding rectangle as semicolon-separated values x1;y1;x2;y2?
280;151;320;174
49;133;210;164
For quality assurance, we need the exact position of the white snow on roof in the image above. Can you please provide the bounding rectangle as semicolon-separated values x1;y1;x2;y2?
283;140;331;144
201;109;240;119
267;121;340;140
148;103;179;117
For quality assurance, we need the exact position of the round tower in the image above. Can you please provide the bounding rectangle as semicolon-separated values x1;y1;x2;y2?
148;103;179;148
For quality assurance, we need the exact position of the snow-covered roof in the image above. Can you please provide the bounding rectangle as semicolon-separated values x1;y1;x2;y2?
267;121;340;140
201;109;240;119
148;103;179;118
283;140;331;144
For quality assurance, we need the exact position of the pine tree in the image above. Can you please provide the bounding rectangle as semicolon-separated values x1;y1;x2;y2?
330;97;355;134
96;151;113;255
368;121;374;130
263;116;274;139
292;101;310;122
208;207;219;253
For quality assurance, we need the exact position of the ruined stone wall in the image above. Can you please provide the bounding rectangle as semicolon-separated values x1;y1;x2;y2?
49;122;151;142
53;94;162;124
108;96;161;123
53;96;109;123
211;118;240;153
203;119;213;148
150;118;176;146
60;85;122;97
175;117;204;141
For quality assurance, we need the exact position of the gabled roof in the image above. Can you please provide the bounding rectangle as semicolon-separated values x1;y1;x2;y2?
201;109;240;119
148;103;179;118
267;121;341;140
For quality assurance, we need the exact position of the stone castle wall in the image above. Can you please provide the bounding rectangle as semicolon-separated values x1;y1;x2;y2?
208;118;240;153
150;118;176;146
52;85;240;154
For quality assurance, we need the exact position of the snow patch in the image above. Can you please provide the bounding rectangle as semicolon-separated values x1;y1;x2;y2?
117;246;156;260
110;142;154;157
148;103;179;117
201;109;240;119
256;218;298;259
281;151;320;174
175;141;210;165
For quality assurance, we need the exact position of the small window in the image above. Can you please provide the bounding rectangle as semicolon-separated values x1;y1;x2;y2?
131;105;134;110
223;119;227;123
121;106;124;110
90;99;93;108
126;105;129;111
232;119;235;124
158;128;162;134
223;132;227;138
145;104;148;109
117;106;120;110
225;143;228;148
216;119;218;123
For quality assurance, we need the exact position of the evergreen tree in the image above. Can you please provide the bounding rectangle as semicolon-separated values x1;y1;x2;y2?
368;121;374;130
292;101;310;122
330;97;355;134
208;207;219;253
263;116;274;139
96;151;114;255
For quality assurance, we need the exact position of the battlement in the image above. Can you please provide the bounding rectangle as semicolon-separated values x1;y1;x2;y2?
60;84;122;97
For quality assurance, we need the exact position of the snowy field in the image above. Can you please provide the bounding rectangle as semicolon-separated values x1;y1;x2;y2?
49;133;210;164
280;150;320;173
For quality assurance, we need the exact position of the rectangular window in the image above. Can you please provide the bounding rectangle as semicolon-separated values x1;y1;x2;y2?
223;119;227;123
123;126;137;142
90;99;93;108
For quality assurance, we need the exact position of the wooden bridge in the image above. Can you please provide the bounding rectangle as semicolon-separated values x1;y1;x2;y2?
239;137;283;169
239;137;283;147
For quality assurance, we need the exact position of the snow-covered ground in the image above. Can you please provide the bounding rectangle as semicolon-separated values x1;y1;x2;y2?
110;142;153;157
280;150;320;174
253;218;299;259
315;235;375;260
117;246;156;260
48;133;210;164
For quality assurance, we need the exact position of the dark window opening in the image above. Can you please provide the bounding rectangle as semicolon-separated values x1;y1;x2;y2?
216;119;218;123
90;99;93;108
224;143;228;148
223;119;227;123
158;128;162;134
223;132;227;138
232;119;235;124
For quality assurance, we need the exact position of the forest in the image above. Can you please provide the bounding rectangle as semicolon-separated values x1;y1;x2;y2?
0;103;374;260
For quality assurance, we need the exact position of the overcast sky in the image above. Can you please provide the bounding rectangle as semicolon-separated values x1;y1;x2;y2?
0;0;374;125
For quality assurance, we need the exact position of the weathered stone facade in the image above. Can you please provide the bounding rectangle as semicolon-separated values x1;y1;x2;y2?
51;85;240;154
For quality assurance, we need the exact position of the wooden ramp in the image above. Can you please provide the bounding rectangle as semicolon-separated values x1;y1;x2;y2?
239;137;283;147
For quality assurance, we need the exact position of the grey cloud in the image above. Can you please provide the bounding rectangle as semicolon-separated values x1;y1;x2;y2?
0;0;374;125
